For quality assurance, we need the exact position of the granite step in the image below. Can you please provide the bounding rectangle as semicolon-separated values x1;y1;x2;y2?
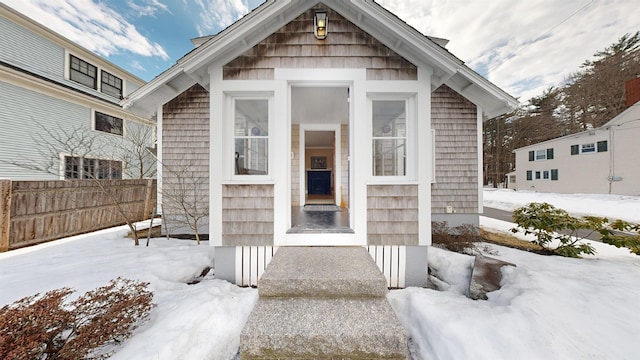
240;297;407;359
240;246;408;359
257;246;388;298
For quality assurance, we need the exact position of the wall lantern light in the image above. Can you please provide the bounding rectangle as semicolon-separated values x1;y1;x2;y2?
314;11;328;40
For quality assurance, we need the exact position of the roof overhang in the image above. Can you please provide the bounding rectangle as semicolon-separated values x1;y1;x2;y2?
122;0;518;119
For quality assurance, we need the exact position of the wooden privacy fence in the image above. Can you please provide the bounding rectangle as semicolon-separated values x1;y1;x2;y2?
0;179;156;252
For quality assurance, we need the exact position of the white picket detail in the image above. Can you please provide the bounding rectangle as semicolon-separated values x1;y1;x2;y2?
234;246;406;288
367;245;407;288
236;246;278;287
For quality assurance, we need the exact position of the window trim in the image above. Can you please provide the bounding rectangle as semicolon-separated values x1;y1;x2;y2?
100;70;123;98
597;140;608;153
581;143;596;154
571;144;579;155
230;94;273;180
530;148;554;161
69;54;97;89
62;155;123;180
93;111;124;136
369;94;416;181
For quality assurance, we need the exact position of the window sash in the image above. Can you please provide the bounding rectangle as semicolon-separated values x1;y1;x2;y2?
233;98;269;176
70;55;97;89
372;99;407;177
64;156;122;179
581;143;595;153
101;71;123;98
597;140;608;152
95;111;124;136
571;144;579;155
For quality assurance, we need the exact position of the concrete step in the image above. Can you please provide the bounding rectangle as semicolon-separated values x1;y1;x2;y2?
258;246;388;298
240;297;407;359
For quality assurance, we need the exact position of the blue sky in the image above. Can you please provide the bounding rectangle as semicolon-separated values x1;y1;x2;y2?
2;0;638;102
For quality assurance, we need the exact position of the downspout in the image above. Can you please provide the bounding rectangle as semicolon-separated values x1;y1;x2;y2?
608;125;614;194
609;126;616;194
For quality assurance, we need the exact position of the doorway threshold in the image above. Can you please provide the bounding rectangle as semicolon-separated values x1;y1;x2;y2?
289;206;352;234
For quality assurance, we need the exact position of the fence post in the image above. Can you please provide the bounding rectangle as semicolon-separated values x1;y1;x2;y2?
143;179;154;220
0;179;11;252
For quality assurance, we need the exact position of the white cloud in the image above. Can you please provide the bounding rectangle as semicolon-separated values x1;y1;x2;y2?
128;0;171;18
192;0;249;36
2;0;170;61
377;0;639;101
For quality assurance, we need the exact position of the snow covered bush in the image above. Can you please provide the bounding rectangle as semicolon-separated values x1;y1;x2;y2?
511;202;640;257
0;278;155;360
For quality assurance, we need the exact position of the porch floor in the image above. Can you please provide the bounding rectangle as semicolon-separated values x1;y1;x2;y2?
288;206;352;234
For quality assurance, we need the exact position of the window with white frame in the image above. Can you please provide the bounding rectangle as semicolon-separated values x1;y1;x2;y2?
529;148;554;161
372;99;407;176
101;70;123;98
94;111;123;136
581;143;595;153
69;55;97;89
64;156;122;179
234;98;269;175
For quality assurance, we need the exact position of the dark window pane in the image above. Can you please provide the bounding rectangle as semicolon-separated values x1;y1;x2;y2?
101;71;123;98
526;170;532;181
69;55;97;89
571;144;579;155
528;151;535;161
65;156;80;179
546;148;554;160
95;111;123;136
551;169;558;180
597;140;608;152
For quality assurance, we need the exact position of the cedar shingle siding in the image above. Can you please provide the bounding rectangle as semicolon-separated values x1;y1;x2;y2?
431;85;479;213
223;6;417;80
161;84;210;235
367;185;419;245
222;185;274;246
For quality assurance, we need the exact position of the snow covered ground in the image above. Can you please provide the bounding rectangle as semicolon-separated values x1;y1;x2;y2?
0;190;639;359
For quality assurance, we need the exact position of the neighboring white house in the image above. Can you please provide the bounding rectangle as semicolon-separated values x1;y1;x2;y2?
0;3;155;180
509;80;640;196
123;0;518;287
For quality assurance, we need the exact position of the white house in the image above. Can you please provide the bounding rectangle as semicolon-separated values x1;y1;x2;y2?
123;0;518;287
509;79;640;196
0;3;155;180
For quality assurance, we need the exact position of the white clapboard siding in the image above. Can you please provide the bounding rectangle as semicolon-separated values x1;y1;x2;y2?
0;14;64;78
368;245;407;288
235;246;279;287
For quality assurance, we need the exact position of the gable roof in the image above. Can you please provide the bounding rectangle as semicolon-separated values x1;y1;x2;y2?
122;0;518;118
513;101;640;152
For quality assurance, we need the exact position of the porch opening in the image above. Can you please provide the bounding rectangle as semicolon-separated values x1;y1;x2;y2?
289;86;351;233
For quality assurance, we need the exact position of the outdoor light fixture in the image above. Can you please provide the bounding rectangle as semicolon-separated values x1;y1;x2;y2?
314;11;327;39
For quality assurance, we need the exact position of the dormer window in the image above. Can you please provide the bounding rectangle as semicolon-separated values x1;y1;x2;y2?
69;55;97;89
101;70;123;98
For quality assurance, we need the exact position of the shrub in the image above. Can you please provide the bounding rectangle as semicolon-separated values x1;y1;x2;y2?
511;202;640;257
432;221;481;253
0;278;155;360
